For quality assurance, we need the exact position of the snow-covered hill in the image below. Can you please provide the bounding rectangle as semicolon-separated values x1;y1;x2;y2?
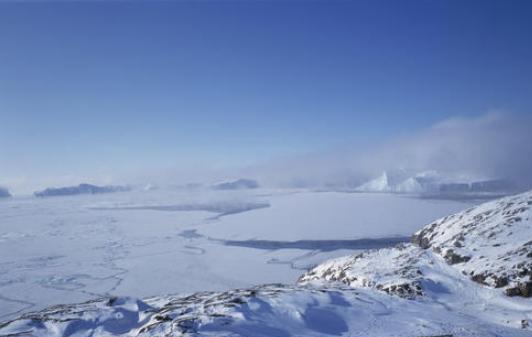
412;191;532;296
0;283;530;337
300;190;531;298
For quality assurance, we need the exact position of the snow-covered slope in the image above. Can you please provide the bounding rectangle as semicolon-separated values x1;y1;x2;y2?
300;190;532;299
299;244;427;298
1;283;530;337
412;190;532;296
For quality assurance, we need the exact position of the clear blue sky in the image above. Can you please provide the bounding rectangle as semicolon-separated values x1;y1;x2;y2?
1;1;531;189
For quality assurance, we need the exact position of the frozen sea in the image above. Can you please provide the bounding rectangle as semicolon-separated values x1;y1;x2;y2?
0;188;475;321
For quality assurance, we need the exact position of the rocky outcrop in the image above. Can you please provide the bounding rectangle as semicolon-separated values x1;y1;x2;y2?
298;244;425;298
411;191;532;297
301;191;532;298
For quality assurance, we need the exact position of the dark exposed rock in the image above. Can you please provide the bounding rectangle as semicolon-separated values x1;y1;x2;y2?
381;282;424;297
412;232;432;249
518;282;532;297
443;250;471;264
494;276;509;288
505;287;521;297
471;273;488;285
506;282;532;297
154;315;172;322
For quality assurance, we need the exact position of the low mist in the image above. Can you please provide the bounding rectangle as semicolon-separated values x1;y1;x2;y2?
247;113;532;190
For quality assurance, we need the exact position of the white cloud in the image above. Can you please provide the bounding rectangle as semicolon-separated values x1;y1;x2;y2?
248;112;532;189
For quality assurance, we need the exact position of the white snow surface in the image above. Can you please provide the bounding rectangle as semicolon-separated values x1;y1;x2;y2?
299;191;532;297
198;191;468;241
2;189;531;336
297;191;532;334
299;244;428;297
0;189;470;322
1;281;530;337
412;190;532;291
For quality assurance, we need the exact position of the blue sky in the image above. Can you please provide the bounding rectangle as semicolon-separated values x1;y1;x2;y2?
1;1;531;191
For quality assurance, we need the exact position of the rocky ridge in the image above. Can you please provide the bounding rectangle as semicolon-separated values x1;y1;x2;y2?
300;190;532;298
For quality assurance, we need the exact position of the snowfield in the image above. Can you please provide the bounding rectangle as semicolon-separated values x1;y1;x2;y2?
1;284;531;337
1;189;531;336
0;189;469;322
197;191;469;241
